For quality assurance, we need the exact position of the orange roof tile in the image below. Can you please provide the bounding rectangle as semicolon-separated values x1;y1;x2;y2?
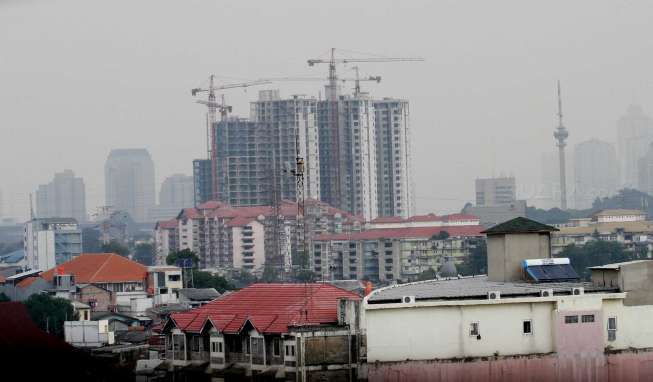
16;276;41;288
41;253;147;284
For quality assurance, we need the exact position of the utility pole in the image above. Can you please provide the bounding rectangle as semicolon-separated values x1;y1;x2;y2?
554;80;569;210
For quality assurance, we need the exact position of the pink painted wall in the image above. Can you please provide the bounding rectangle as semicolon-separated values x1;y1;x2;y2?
368;351;653;382
555;310;603;356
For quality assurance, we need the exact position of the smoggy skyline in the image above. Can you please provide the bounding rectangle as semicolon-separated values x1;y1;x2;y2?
2;0;653;220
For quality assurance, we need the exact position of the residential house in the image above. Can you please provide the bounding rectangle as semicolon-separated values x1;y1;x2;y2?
178;288;221;309
162;283;362;381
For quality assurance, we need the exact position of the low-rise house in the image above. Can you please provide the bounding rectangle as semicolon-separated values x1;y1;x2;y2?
147;265;183;305
364;216;653;381
64;320;115;348
162;283;362;381
178;288;221;309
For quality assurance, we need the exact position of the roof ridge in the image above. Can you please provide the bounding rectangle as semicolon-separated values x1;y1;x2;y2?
88;253;113;283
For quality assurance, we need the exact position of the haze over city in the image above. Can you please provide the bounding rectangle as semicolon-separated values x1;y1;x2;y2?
2;0;653;219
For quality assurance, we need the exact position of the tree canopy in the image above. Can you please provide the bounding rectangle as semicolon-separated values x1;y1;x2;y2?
24;294;74;338
166;249;200;268
192;270;234;293
134;243;155;266
101;240;129;257
556;241;647;280
457;240;488;276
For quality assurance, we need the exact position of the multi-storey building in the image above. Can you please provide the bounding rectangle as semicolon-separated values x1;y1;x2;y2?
192;159;212;206
312;213;483;282
156;199;362;273
24;217;82;270
251;90;321;201
213;119;273;207
104;148;155;223
475;177;516;207
149;174;194;221
318;96;378;220
617;104;653;188
35;169;86;223
574;139;619;209
374;98;414;218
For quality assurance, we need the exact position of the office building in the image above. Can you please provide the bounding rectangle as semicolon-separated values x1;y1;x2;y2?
617;104;653;188
24;217;82;270
375;98;414;218
475;177;516;207
104;148;155;222
573;139;618;209
35;170;86;222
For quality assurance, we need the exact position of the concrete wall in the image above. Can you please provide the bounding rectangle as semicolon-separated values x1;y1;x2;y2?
367;351;653;382
592;262;653;306
487;233;551;282
366;301;556;362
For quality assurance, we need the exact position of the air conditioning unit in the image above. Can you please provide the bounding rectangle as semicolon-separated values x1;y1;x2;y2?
487;291;501;300
571;287;584;296
402;296;416;304
540;289;554;297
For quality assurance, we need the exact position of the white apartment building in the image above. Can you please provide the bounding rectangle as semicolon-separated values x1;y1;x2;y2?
375;99;414;218
24;217;82;270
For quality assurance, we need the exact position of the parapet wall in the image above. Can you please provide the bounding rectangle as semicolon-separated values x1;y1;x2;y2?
367;350;653;382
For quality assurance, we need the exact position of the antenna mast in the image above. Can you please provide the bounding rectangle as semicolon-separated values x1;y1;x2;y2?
553;80;569;210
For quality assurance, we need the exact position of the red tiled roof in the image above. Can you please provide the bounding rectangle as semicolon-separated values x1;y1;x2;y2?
41;253;147;283
156;219;178;229
406;214;443;222
16;276;41;288
169;283;359;334
315;225;485;241
370;216;405;223
443;213;479;221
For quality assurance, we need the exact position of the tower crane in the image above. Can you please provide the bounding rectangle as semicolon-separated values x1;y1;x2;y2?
261;73;381;97
191;75;271;200
307;48;424;101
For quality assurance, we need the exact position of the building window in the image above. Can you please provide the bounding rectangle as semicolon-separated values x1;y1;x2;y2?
564;315;579;324
285;344;295;357
469;322;479;336
273;338;281;357
608;317;617;341
581;314;595;323
192;336;200;352
523;320;532;334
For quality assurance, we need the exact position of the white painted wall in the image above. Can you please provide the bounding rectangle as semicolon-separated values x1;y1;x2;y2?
366;300;555;362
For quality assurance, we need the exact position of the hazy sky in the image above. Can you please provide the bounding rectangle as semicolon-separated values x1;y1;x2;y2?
2;0;653;220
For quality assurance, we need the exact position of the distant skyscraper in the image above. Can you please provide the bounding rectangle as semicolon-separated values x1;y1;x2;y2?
192;159;212;206
104;148;155;222
475;177;516;207
159;174;194;209
573;139;618;209
35;169;86;222
638;143;653;196
375;99;414;218
617;104;653;189
149;174;194;221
